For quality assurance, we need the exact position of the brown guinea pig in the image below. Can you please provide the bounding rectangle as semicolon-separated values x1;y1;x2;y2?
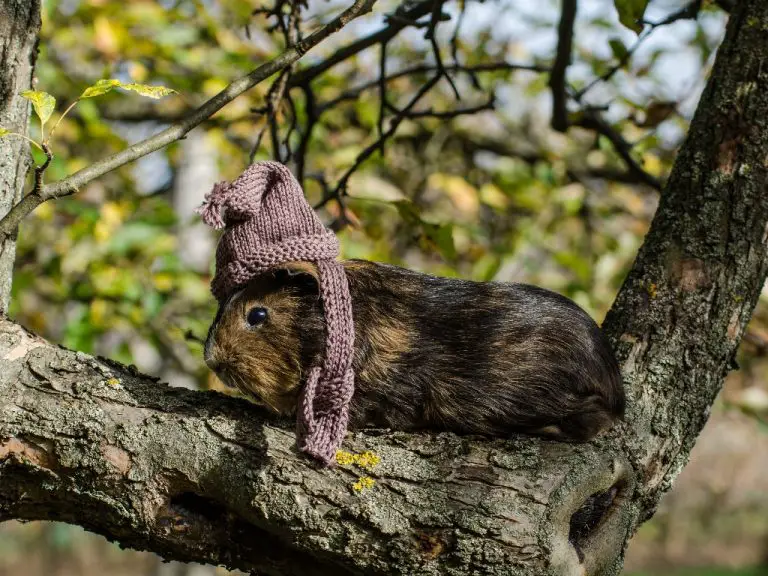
203;259;625;441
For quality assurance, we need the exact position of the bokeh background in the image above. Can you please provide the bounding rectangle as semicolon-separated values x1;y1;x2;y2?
2;0;767;574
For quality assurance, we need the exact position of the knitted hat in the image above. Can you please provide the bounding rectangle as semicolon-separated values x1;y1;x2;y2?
196;161;355;466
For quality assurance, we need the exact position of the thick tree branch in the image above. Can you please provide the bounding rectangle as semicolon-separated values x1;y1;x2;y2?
0;318;633;576
0;0;378;240
602;0;768;519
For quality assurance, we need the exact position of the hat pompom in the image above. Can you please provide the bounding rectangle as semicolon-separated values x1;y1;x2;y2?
196;181;232;229
197;163;283;228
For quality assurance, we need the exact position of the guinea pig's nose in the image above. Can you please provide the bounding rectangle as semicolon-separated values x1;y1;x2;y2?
203;342;220;372
203;333;218;369
203;345;223;371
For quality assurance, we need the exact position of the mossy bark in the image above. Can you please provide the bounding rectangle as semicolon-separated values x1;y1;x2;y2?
0;0;40;313
2;0;768;575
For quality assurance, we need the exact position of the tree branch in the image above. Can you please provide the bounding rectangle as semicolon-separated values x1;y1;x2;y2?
317;62;547;112
549;0;577;132
288;0;435;88
602;0;768;519
0;317;633;576
0;0;378;240
317;74;442;209
575;111;663;191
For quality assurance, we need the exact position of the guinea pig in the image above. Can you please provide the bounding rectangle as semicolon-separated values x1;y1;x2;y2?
203;259;625;441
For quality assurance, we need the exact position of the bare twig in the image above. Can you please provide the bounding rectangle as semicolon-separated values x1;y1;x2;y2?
249;68;292;162
391;95;494;118
426;0;461;99
318;62;547;111
0;0;378;239
32;144;53;195
549;0;577;132
283;91;299;163
378;40;388;154
643;0;702;26
574;0;700;101
288;0;434;87
575;111;662;191
294;83;318;186
450;0;467;65
316;74;442;209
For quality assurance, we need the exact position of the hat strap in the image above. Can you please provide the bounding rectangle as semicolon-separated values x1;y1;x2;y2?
296;259;355;464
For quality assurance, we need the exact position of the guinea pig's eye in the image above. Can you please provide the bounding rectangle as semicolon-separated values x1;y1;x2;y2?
246;307;268;327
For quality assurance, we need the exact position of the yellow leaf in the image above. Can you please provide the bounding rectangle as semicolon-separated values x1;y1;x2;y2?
479;183;508;210
80;79;121;99
90;299;108;327
119;83;177;99
642;154;663;177
21;90;56;126
0;127;10;137
81;79;176;100
128;62;149;82
152;273;174;292
94;15;119;57
33;202;54;222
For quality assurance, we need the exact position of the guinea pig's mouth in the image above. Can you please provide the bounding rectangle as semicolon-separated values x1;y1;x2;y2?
215;368;268;404
214;367;240;391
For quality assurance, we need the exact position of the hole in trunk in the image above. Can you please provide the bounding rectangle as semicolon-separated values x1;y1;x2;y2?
568;478;626;562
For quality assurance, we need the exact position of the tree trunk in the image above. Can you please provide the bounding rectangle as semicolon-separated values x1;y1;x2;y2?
0;0;41;312
2;1;768;575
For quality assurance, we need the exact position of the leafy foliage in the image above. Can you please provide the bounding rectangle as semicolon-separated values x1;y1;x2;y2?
614;0;650;33
80;79;177;99
2;79;175;150
21;90;56;127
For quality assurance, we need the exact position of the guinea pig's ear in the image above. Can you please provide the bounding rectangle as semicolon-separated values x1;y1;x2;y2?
275;261;320;294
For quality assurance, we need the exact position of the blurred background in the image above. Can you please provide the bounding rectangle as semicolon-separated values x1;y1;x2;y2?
2;0;767;574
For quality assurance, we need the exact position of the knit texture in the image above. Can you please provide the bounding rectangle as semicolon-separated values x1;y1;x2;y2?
196;161;355;466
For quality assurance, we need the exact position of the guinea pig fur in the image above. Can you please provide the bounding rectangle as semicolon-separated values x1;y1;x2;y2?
203;259;625;441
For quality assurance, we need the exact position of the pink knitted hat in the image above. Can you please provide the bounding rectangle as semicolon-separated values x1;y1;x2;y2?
196;161;355;466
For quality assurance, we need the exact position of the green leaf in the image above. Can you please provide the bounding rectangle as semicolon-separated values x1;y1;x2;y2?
0;127;10;137
119;83;177;99
21;90;56;126
609;38;629;62
80;79;176;100
393;200;422;226
393;200;457;261
80;79;121;99
426;223;457;262
614;0;649;34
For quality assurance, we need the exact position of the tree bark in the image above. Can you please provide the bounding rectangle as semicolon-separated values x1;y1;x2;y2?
2;1;768;575
0;318;633;576
0;0;41;312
